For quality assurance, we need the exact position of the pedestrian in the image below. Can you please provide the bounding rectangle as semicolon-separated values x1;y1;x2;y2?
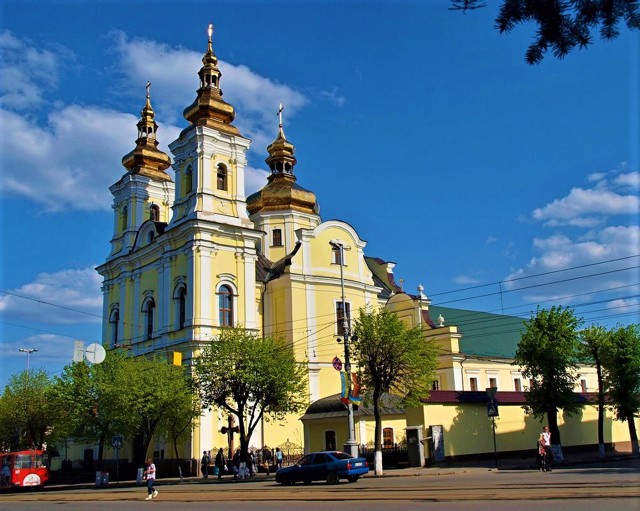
143;457;158;500
232;449;240;479
201;450;210;478
540;426;553;471
262;446;272;475
275;447;283;470
215;448;226;479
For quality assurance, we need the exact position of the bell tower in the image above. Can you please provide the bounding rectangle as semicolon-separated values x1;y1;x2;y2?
108;82;173;259
169;24;252;228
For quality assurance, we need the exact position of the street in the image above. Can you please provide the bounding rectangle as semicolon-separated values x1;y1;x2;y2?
1;458;638;511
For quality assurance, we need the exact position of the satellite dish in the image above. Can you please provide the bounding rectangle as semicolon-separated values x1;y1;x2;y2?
85;343;106;364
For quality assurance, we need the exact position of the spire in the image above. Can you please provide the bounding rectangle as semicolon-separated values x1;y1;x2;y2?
121;82;172;181
182;24;239;135
265;103;297;176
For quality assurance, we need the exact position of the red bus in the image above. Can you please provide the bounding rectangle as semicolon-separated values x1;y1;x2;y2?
0;450;49;490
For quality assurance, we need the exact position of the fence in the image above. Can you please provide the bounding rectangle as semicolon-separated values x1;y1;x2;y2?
358;444;409;468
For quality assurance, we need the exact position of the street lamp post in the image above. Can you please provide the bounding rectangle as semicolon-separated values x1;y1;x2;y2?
18;347;38;371
330;240;359;458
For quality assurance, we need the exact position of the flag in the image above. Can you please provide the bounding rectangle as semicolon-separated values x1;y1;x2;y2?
349;372;362;404
340;371;350;404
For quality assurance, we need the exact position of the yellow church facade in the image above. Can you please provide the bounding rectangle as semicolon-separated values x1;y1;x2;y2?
96;27;636;466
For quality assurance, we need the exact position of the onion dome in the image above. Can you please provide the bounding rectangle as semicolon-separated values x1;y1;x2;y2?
182;24;239;136
121;82;172;181
247;104;318;215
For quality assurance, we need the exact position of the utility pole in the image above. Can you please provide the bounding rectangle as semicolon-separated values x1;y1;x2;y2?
330;240;358;458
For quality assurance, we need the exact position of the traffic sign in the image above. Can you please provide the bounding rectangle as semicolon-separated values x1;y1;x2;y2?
332;356;343;371
487;402;499;417
112;435;123;449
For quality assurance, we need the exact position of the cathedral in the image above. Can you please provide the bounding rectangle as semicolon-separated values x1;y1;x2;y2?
96;26;632;465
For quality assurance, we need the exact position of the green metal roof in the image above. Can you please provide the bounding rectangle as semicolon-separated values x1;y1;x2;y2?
428;305;526;359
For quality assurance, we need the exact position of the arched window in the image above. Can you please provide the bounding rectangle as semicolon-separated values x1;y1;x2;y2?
218;285;233;327
217;164;228;191
185;165;193;194
174;284;187;330
121;205;128;231
143;298;155;340
109;308;119;348
150;204;160;221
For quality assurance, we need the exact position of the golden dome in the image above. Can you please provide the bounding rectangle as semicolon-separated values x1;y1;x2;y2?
247;105;317;215
182;24;239;136
122;82;172;182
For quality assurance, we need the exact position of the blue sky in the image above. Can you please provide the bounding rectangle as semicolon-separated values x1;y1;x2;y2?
1;0;638;388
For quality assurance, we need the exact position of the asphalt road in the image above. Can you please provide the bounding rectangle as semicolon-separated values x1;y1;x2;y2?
1;458;639;511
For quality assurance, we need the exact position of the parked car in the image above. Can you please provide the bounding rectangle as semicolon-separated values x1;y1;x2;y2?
275;451;369;485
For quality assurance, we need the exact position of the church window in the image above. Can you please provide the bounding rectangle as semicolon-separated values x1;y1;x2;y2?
513;378;522;392
432;379;440;390
174;284;187;330
185;165;193;193
469;377;478;391
272;228;282;247
331;246;342;265
143;298;155;340
324;430;336;451
121;206;128;231
488;377;497;389
150;204;160;221
383;428;394;448
109;308;119;348
336;302;351;337
218;285;234;327
580;379;587;392
217;164;228;191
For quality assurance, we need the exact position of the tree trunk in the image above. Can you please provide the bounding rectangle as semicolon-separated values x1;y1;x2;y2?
627;413;639;456
373;388;383;476
547;408;564;463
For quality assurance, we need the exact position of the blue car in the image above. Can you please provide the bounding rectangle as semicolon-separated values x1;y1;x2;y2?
275;451;369;485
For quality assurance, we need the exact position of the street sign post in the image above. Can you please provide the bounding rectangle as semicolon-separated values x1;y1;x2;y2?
112;436;123;484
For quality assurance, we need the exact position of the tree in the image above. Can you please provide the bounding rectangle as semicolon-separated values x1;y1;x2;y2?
0;369;61;451
578;324;610;458
53;352;197;469
352;308;439;476
514;306;582;461
193;327;308;462
118;356;199;469
602;324;640;455
451;0;640;64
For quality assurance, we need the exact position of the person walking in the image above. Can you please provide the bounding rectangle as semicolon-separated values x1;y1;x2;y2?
275;447;283;471
143;457;158;500
215;448;226;480
201;450;210;478
541;426;553;471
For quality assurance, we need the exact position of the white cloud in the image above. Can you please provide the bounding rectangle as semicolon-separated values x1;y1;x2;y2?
245;165;269;196
505;166;639;310
1;106;142;210
454;275;482;285
0;267;103;324
109;31;308;150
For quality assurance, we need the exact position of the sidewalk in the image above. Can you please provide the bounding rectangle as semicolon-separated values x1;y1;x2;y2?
44;451;637;492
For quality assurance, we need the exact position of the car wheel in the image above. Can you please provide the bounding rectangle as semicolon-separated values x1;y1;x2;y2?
347;476;359;483
326;471;338;484
280;475;293;486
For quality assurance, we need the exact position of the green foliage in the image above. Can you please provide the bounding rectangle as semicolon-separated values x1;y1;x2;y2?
602;324;640;425
193;327;308;456
0;370;61;450
451;1;640;64
52;351;197;467
352;308;438;407
514;306;582;420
